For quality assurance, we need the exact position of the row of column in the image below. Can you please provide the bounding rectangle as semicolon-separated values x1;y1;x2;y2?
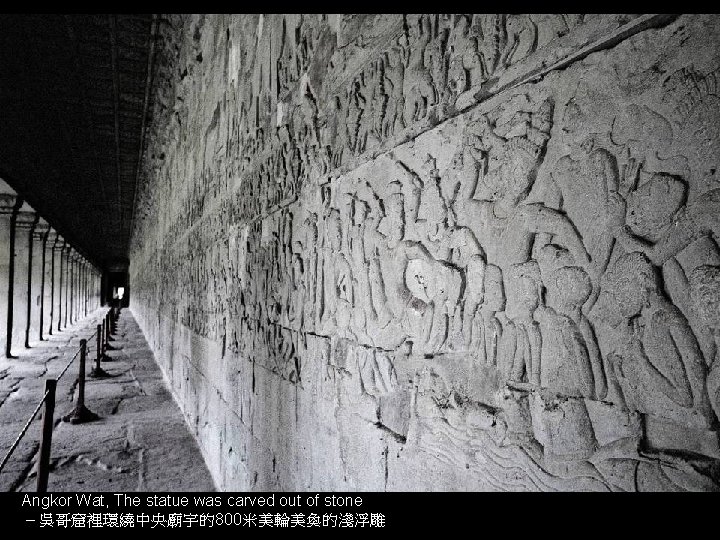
0;179;102;358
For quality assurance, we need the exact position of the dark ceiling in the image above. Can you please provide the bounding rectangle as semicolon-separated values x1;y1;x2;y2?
0;14;157;268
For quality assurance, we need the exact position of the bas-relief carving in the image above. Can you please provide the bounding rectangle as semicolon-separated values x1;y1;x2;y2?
133;14;630;252
129;15;720;490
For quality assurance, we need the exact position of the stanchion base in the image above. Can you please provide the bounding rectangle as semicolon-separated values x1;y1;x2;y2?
62;405;99;424
89;367;110;378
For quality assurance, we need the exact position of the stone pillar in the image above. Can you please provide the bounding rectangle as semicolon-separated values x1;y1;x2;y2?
74;255;80;322
0;180;18;358
28;217;49;347
80;259;85;318
77;257;83;320
42;229;57;338
69;252;76;325
93;270;99;311
80;259;86;319
89;269;94;312
10;202;36;356
74;255;81;322
84;262;89;317
61;244;71;330
79;257;86;319
67;249;73;326
52;236;65;334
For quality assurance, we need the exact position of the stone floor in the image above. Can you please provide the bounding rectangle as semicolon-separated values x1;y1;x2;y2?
0;309;215;491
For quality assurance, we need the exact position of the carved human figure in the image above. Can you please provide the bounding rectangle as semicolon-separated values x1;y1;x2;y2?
422;19;446;106
368;58;388;148
462;254;485;348
369;186;462;353
535;260;606;400
277;18;297;97
502;15;537;67
447;15;479;99
402;15;437;125
600;252;713;427
456;104;589;270
503;261;543;385
612;187;720;269
453;104;590;385
287;248;305;329
345;80;367;156
344;193;376;342
362;186;413;348
464;262;506;369
300;212;320;331
319;207;354;337
413;155;450;254
689;265;720;420
548;141;623;288
353;183;394;332
608;177;720;362
404;252;462;353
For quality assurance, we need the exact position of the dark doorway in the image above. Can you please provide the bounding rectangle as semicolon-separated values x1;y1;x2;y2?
107;270;129;308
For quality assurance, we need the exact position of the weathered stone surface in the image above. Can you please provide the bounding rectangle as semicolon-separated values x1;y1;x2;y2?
130;14;720;491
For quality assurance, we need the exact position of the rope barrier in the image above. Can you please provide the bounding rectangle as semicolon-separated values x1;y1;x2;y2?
0;315;108;482
0;389;50;474
56;346;82;383
55;317;105;382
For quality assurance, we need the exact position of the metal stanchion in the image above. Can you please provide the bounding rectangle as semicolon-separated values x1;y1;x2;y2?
105;312;116;350
36;379;56;493
62;339;99;424
90;324;109;378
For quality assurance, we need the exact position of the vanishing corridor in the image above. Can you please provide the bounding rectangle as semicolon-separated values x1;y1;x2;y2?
0;310;214;491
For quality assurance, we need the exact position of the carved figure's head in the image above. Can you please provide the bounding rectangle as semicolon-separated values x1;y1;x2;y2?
602;251;657;319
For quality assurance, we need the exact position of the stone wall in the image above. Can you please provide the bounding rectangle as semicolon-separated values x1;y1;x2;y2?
129;14;720;491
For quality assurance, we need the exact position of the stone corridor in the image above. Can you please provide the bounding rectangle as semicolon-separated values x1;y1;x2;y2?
0;310;214;492
1;14;720;492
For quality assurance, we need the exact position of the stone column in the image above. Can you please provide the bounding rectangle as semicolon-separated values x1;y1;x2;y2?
80;259;86;319
93;270;99;311
0;180;18;358
10;202;36;357
79;257;86;320
72;251;79;324
53;236;65;333
74;255;80;322
42;228;57;338
84;262;89;317
61;244;71;330
69;251;76;325
89;266;93;313
28;217;49;347
79;259;85;318
76;257;82;320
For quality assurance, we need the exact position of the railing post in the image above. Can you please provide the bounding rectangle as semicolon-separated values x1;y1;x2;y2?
62;339;98;424
36;378;56;493
90;324;109;378
105;312;115;350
